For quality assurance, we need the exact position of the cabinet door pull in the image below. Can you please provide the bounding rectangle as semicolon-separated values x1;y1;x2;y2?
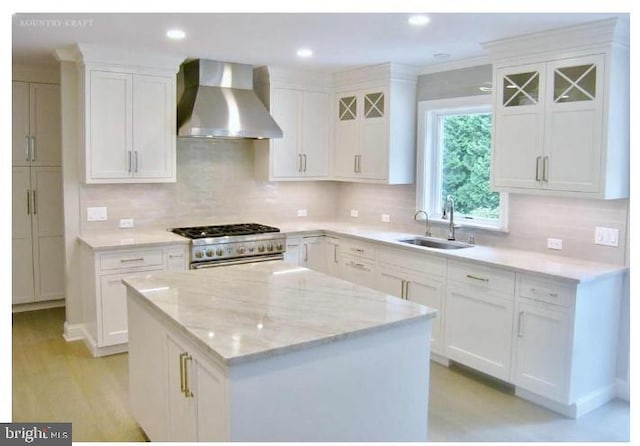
466;274;489;283
120;257;144;263
183;353;194;398
31;136;36;162
543;156;549;182
26;190;31;215
303;153;307;172
405;281;410;300
334;244;338;263
179;352;186;394
535;156;542;181
298;154;302;172
354;155;358;173
134;151;139;173
356;155;362;173
304;243;308;262
32;190;37;215
400;280;405;299
128;151;132;173
25;136;30;162
517;311;525;337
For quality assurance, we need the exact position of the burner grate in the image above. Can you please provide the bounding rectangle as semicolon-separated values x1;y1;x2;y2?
171;223;280;239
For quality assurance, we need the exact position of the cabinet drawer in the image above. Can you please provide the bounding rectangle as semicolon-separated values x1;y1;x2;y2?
378;248;445;278
100;248;164;272
518;275;574;307
447;260;515;295
342;239;376;260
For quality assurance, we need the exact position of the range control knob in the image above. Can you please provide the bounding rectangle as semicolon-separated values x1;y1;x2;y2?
237;246;246;255
195;251;204;259
216;248;223;256
267;244;274;252
248;247;255;253
276;243;283;251
257;245;265;253
205;249;214;257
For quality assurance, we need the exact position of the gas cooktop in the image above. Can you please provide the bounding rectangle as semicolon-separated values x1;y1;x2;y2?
170;223;280;239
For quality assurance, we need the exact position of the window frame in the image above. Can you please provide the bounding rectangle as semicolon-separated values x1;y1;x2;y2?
416;95;509;232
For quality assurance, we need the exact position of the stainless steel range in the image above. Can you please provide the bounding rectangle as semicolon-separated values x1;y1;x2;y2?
170;223;286;269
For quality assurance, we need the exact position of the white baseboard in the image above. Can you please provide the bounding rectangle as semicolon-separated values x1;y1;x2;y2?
81;327;128;357
616;378;630;402
12;299;65;313
63;322;85;342
516;384;617;419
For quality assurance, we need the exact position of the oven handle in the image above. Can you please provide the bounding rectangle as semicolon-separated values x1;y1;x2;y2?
191;254;284;269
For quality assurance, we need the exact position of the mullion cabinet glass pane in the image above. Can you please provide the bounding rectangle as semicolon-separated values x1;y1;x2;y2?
364;92;384;118
554;64;596;103
502;72;539;107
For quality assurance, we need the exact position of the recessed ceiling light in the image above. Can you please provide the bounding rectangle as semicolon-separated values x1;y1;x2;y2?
296;48;313;58
166;29;186;40
408;15;430;27
433;53;451;61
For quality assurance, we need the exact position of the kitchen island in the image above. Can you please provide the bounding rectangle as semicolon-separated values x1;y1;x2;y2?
123;260;436;442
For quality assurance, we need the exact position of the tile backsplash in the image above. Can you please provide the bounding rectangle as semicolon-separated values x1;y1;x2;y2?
80;139;628;266
80;139;339;231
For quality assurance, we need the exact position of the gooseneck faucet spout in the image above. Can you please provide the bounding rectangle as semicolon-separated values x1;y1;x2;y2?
414;210;431;237
444;196;456;241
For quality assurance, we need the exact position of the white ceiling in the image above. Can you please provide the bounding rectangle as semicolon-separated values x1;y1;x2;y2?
12;12;627;71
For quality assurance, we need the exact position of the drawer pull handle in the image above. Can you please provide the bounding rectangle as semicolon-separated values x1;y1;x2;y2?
168;254;184;259
548;292;558;298
120;257;144;263
531;288;559;298
351;248;364;253
466;274;489;283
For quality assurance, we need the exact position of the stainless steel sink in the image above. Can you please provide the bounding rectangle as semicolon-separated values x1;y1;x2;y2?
397;237;472;250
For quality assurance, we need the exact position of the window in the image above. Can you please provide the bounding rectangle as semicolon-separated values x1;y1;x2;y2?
416;95;508;231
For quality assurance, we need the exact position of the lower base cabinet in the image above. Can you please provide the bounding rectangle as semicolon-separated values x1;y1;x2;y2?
80;243;187;356
512;299;571;400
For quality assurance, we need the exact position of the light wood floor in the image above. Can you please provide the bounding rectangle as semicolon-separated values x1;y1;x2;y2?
12;308;630;442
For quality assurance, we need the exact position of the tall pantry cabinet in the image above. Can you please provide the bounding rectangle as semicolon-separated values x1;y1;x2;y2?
12;80;65;306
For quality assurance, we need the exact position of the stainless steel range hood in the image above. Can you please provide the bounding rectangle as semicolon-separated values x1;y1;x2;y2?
177;59;282;139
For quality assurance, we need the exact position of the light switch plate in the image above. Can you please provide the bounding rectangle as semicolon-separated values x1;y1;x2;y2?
297;209;307;217
381;214;390;223
350;209;359;218
595;226;619;247
119;218;134;228
547;238;563;250
87;206;107;221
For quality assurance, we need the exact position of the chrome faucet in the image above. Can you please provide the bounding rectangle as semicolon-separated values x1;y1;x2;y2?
443;196;456;241
414;210;431;237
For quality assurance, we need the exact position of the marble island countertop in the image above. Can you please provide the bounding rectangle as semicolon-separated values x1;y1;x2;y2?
123;261;436;366
81;221;627;283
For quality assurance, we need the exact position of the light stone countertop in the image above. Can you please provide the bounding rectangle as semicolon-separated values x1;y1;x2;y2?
123;260;436;366
80;221;627;283
78;228;189;250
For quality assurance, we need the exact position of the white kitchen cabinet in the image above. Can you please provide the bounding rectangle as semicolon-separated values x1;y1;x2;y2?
84;71;175;183
301;235;329;273
513;298;571;401
12;81;61;167
129;296;228;442
167;334;228;442
74;45;182;184
444;260;515;381
284;236;301;264
332;64;417;184
80;243;188;356
325;236;341;278
488;19;629;199
377;248;446;355
12;166;65;305
253;67;330;181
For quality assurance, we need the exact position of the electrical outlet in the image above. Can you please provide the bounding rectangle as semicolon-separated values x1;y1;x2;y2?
350;209;359;218
547;238;563;250
119;218;134;228
381;214;390;223
297;209;307;217
87;207;107;221
595;226;619;247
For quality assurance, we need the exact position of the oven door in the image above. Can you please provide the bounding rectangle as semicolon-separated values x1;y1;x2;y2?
190;254;284;269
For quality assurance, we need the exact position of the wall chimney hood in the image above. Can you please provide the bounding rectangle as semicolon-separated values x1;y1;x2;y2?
177;59;282;139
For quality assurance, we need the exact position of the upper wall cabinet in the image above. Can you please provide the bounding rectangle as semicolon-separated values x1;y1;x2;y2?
253;67;331;181
12;82;61;167
485;18;629;199
332;64;417;184
71;45;183;184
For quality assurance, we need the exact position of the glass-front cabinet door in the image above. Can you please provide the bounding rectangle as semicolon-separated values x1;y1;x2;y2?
492;63;546;190
543;54;604;193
